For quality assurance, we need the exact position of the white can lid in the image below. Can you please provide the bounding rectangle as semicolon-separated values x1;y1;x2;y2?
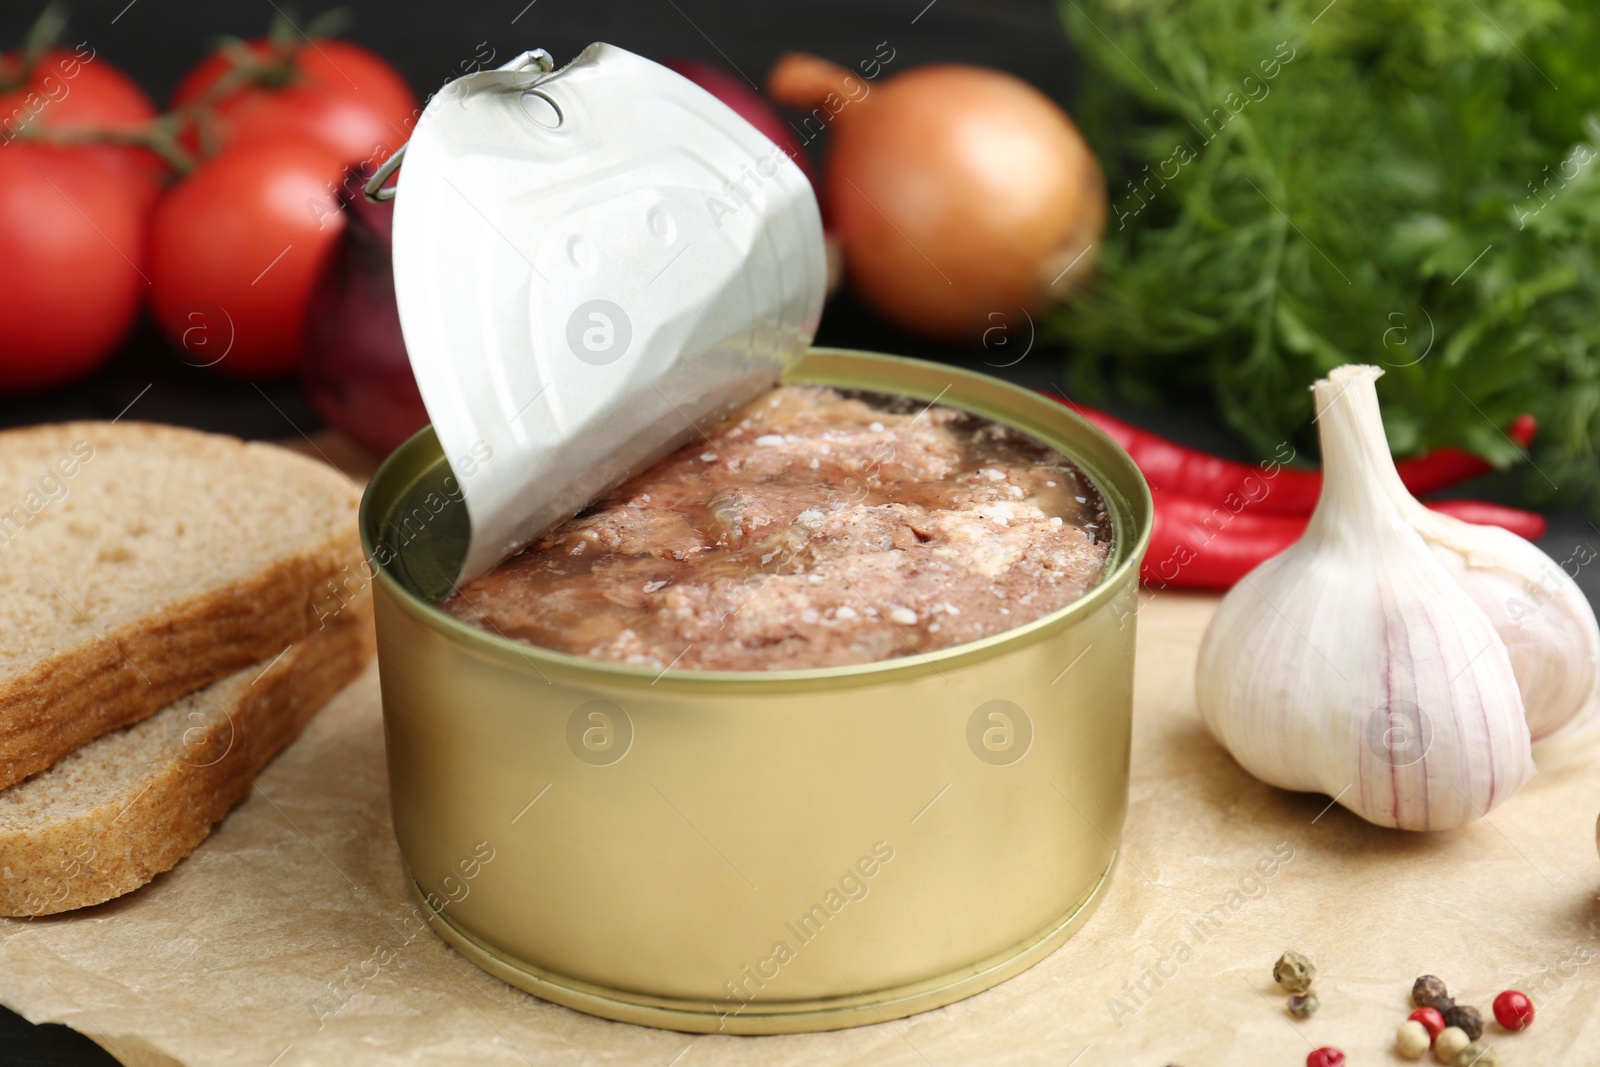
386;43;825;584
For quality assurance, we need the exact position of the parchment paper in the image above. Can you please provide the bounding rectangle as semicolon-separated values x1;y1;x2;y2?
4;593;1599;1066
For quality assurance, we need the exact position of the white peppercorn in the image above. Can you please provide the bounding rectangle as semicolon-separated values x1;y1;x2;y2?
1434;1026;1470;1065
1395;1019;1430;1060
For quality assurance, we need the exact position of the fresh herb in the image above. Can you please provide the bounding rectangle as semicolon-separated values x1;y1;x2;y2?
1053;0;1600;510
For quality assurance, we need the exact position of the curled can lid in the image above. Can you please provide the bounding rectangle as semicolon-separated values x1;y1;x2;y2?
390;43;826;584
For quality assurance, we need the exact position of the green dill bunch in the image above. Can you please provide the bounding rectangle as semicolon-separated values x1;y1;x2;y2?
1055;0;1600;510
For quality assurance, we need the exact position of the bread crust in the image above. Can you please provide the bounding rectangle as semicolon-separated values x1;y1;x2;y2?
0;600;374;917
0;528;357;788
0;420;365;789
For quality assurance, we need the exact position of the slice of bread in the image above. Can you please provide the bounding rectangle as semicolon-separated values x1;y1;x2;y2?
0;421;363;790
0;599;374;916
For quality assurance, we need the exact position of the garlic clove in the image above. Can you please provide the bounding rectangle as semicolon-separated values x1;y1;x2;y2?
1196;366;1534;830
1401;507;1600;741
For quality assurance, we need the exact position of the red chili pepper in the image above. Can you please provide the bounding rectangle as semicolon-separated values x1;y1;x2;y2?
1141;488;1549;590
1045;394;1536;512
1398;413;1539;496
1141;487;1300;589
1059;403;1322;514
1426;498;1547;541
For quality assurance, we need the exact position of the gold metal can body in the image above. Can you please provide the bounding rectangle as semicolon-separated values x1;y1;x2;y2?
361;350;1151;1033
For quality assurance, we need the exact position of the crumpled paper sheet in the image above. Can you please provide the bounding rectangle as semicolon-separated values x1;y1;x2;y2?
3;593;1599;1066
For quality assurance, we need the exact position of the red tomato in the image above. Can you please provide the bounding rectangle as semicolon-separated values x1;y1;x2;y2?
0;146;148;392
172;38;417;166
0;46;167;201
149;138;348;380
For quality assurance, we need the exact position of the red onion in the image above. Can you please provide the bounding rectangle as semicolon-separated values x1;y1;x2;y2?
300;165;428;458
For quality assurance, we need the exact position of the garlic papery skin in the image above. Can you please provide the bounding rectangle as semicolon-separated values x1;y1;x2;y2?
1401;504;1600;741
1195;365;1533;830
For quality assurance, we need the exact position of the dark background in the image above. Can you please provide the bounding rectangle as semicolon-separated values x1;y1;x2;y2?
0;0;1082;442
0;2;1593;1063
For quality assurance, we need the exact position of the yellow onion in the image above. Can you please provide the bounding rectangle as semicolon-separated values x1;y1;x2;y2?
769;53;1105;342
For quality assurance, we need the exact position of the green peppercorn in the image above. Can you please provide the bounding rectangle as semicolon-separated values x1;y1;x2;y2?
1287;992;1319;1019
1412;974;1451;1009
1443;1004;1483;1041
1273;950;1316;994
1454;1039;1498;1067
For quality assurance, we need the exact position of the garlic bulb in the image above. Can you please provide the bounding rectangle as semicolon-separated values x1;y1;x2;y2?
1403;506;1600;740
1196;365;1533;830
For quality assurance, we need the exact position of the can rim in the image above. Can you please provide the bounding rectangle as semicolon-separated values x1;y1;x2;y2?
360;348;1152;690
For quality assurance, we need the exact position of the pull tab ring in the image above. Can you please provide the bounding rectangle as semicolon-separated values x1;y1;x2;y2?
364;49;556;203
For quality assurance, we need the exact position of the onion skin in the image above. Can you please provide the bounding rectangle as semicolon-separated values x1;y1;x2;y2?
769;54;1105;341
301;166;428;458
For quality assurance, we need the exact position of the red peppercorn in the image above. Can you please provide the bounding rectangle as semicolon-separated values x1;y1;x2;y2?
1409;1006;1446;1041
1493;989;1534;1030
1306;1049;1345;1067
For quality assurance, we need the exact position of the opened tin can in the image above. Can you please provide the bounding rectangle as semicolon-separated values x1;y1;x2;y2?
361;348;1151;1034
